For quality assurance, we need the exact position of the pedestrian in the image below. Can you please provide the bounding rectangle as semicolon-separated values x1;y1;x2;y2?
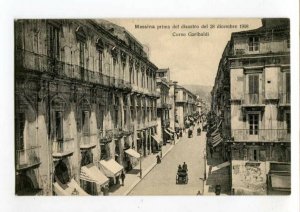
178;164;182;172
196;190;202;195
210;146;214;158
156;155;161;164
101;185;109;196
182;162;188;171
120;171;125;186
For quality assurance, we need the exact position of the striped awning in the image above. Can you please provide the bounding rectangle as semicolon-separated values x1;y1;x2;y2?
53;179;89;196
167;128;175;133
164;129;173;136
151;134;162;144
125;148;141;159
80;164;109;186
212;133;222;147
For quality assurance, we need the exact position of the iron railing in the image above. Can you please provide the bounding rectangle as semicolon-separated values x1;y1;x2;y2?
242;93;264;105
16;146;41;170
52;138;74;155
232;129;290;142
279;93;290;105
16;49;130;90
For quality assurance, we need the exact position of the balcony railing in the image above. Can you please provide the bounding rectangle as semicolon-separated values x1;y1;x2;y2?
80;133;97;149
52;138;74;158
232;129;290;142
16;146;41;171
242;93;264;105
16;49;131;91
279;93;290;105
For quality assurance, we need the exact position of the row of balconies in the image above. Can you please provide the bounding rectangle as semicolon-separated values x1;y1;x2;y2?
231;129;290;142
234;93;290;105
16;49;159;97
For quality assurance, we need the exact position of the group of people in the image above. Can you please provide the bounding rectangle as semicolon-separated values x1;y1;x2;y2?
178;162;188;173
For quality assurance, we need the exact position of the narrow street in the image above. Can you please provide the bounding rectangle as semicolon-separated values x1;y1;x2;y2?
129;127;206;195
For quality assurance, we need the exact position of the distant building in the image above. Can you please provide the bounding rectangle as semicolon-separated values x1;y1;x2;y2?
175;85;198;128
156;68;174;144
210;18;290;195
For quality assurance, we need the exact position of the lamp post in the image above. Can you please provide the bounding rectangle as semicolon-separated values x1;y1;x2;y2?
139;150;142;179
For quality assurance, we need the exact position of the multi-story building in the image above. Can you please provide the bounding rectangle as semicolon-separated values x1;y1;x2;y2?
156;68;174;144
15;19;159;196
175;85;197;128
210;18;290;195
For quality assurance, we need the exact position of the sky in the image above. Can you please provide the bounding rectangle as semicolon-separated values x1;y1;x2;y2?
109;18;262;86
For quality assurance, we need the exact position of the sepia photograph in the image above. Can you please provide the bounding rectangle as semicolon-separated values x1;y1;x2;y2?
14;18;291;196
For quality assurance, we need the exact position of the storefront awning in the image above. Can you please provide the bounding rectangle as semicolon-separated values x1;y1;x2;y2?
125;148;141;159
53;178;89;196
167;128;175;133
80;164;109;186
164;129;173;136
151;134;162;144
212;133;222;147
270;174;291;190
100;159;123;178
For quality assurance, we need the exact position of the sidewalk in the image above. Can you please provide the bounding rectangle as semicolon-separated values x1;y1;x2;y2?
203;139;231;195
110;142;176;195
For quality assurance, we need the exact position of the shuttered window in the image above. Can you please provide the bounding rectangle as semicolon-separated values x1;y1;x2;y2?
16;113;25;150
249;37;259;52
82;111;90;135
249;114;259;135
249;75;259;94
55;111;63;140
48;24;60;59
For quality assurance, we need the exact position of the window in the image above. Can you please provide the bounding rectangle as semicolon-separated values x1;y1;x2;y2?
100;144;110;160
286;112;291;134
98;107;104;130
114;110;118;128
82;111;90;135
248;114;259;135
248;74;259;103
249;36;259;52
98;50;103;73
16;113;25;150
286;72;290;103
124;109;127;126
55;111;63;140
79;41;85;80
48;24;60;59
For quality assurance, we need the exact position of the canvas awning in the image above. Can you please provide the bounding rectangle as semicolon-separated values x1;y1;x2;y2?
100;159;123;178
167;128;175;133
212;133;222;147
151;134;162;144
270;174;291;189
164;129;173;136
80;164;109;186
125;148;141;159
53;178;89;196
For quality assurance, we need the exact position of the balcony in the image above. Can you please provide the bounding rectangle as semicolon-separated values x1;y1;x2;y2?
80;133;97;149
242;93;265;107
232;129;290;142
16;146;41;171
279;93;290;106
15;49;131;92
52;138;74;158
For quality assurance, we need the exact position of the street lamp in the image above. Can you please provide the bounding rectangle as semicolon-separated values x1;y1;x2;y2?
139;150;142;179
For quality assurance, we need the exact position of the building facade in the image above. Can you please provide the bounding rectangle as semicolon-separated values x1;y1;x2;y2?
210;18;290;195
175;85;198;128
15;19;159;195
156;68;174;144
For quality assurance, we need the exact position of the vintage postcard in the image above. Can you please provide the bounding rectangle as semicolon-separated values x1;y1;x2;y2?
14;18;290;196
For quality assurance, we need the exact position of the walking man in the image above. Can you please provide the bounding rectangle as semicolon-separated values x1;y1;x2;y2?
120;171;125;186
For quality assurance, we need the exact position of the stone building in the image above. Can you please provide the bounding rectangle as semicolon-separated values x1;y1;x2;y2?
210;18;290;195
156;68;174;145
15;19;159;195
174;85;198;129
